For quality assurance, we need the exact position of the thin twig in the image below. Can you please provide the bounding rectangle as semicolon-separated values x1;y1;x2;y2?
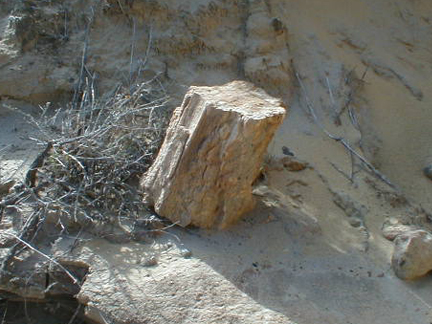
117;0;126;16
295;71;396;189
139;25;153;74
0;208;40;276
338;137;395;188
98;310;113;324
24;142;53;187
4;233;80;285
330;162;352;182
129;17;136;88
349;149;356;181
325;74;340;125
72;9;94;109
0;144;11;155
67;304;82;324
348;106;359;129
62;7;68;40
0;301;7;324
338;66;368;120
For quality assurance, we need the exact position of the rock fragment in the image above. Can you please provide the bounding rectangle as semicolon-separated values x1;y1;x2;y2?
141;81;286;229
423;165;432;180
392;230;432;280
381;218;415;241
281;156;308;171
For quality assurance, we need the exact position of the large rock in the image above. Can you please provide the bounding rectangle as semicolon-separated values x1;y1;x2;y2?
141;81;286;229
392;230;432;280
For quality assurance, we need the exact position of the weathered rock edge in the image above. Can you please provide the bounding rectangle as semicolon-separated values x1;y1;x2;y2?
141;81;286;229
392;229;432;280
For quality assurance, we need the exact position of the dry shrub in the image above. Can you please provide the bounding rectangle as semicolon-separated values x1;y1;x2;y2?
3;76;171;238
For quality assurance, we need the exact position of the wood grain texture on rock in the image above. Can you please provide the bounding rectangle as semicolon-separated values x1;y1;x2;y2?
141;81;286;229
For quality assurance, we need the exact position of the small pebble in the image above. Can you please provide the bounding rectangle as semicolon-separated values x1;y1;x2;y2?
348;217;362;228
180;248;192;258
282;146;294;156
142;256;158;267
424;165;432;180
271;18;284;33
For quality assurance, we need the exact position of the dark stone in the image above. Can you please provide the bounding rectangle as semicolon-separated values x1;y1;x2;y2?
423;165;432;180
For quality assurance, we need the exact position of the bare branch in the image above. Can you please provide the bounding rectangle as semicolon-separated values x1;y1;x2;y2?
295;70;396;189
4;233;80;285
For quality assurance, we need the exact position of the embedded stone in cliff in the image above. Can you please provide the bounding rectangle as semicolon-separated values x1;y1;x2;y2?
141;81;286;229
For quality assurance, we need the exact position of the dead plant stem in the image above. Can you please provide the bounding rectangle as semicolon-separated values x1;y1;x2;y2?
5;233;80;285
295;71;396;189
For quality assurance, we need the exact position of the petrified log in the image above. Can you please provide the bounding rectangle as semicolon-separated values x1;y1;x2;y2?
141;81;286;229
